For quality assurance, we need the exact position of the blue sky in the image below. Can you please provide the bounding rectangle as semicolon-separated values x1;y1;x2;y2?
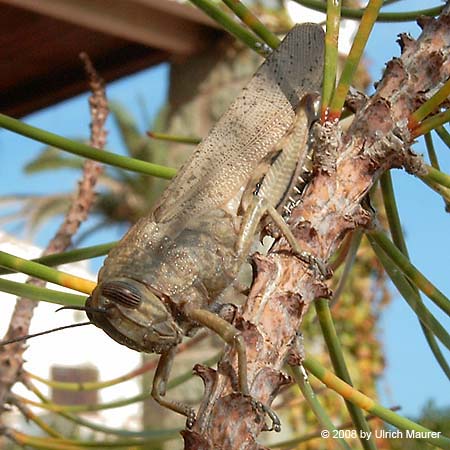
365;4;450;418
0;1;448;421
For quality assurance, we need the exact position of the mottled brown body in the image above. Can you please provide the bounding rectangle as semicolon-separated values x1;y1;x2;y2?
91;202;241;352
87;23;325;426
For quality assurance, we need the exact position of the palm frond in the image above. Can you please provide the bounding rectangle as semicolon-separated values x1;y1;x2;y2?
25;146;85;173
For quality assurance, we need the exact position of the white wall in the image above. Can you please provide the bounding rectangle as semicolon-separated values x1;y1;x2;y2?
0;232;143;432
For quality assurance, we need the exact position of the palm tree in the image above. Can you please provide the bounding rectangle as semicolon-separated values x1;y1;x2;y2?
1;101;170;243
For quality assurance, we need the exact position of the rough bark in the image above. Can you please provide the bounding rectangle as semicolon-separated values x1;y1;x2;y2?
183;6;450;449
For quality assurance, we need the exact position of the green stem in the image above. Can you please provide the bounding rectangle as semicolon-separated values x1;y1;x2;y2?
379;172;407;253
422;165;450;190
272;409;399;448
0;242;115;277
314;298;378;450
303;356;450;449
147;131;201;145
221;0;280;49
331;229;362;305
8;427;179;449
329;0;383;118
368;235;450;351
0;250;96;294
290;365;352;450
189;0;269;55
421;328;450;380
435;126;450;148
410;78;450;125
412;109;450;137
0;278;86;307
291;0;443;22
23;380;180;440
369;231;450;317
18;354;218;413
0;113;176;179
321;0;341;118
419;176;450;209
425;133;440;170
379;172;450;377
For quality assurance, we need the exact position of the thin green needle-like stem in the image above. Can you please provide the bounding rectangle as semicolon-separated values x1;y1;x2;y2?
23;377;181;440
419;176;450;208
272;407;401;448
409;78;450;126
7;427;179;449
189;0;269;55
25;356;158;392
368;236;450;351
412;109;450;137
314;298;377;450
331;229;362;306
435;125;450;148
10;396;63;439
221;0;280;49
18;353;219;414
369;230;450;317
418;157;450;205
291;1;443;22
329;232;353;271
16;391;152;414
147;131;201;145
0;278;86;307
379;171;407;253
422;165;450;190
0;250;96;294
328;0;383;119
382;0;402;6
425;133;440;169
379;172;450;377
15;355;215;445
321;0;341;119
25;330;208;391
422;328;450;380
0;113;176;179
0;242;115;276
303;356;450;449
290;365;352;450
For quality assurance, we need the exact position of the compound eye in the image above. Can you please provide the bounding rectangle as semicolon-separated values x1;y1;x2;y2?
100;281;142;309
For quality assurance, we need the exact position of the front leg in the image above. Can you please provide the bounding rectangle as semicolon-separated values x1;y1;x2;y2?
187;308;249;395
152;346;196;428
186;308;281;432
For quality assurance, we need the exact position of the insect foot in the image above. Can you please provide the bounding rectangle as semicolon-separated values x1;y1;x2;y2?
249;397;281;432
185;409;197;430
294;251;331;280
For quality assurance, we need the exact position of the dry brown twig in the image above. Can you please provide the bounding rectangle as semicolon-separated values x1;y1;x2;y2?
0;53;108;426
184;7;450;449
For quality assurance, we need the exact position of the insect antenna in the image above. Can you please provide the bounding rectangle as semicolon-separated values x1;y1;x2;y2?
0;321;92;346
55;305;108;314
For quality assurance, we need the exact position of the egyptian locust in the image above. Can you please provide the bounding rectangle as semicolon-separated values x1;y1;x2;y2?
87;23;325;429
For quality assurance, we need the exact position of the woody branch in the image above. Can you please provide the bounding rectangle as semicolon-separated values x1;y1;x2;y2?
183;6;450;450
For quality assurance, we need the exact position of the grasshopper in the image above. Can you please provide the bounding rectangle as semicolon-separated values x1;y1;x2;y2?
86;23;325;429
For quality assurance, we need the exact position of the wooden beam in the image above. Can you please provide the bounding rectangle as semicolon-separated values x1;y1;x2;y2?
2;0;218;55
